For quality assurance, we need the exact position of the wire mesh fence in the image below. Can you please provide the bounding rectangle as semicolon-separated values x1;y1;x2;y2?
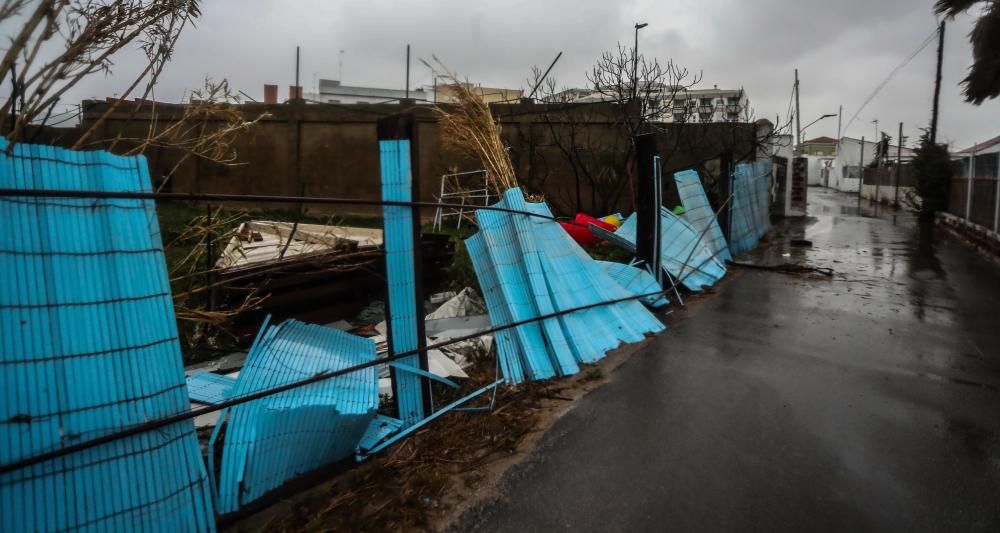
0;128;774;528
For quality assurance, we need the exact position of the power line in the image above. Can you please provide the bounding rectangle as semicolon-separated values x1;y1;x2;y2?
844;27;938;132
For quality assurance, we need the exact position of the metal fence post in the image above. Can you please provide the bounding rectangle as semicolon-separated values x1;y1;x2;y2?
377;113;430;426
718;150;733;242
993;153;999;232
635;133;662;287
966;143;976;222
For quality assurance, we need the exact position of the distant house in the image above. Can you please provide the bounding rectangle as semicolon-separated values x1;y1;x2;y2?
663;87;749;124
799;136;838;156
951;135;1000;181
954;135;1000;156
822;136;914;192
433;83;523;104
304;79;431;104
549;85;750;123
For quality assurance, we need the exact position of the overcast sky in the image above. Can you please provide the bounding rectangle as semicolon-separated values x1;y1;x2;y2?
49;0;1000;150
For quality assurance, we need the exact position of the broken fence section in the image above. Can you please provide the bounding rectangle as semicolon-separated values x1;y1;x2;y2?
596;261;670;308
0;139;216;532
466;188;665;384
211;319;378;514
615;207;727;292
674;169;732;264
728;161;772;256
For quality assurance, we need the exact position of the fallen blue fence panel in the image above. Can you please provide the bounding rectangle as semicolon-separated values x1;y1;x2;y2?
466;188;664;384
729;161;772;256
187;373;238;405
674;169;732;264
615;208;727;291
0;139;215;532
212;319;377;514
596;261;669;308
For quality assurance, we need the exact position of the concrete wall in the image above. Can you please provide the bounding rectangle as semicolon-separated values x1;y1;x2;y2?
73;100;760;216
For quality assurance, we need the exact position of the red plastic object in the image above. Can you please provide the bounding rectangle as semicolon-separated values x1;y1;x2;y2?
560;213;617;246
574;213;616;232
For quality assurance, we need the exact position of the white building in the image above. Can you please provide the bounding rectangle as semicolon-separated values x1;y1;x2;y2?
662;87;749;124
825;137;914;192
305;79;432;105
549;85;750;123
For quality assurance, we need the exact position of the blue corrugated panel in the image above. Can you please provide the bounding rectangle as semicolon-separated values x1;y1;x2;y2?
378;139;424;426
615;208;727;291
186;373;237;404
356;415;405;453
212;319;377;514
673;169;732;263
466;188;665;384
0;139;215;531
728;161;772;256
596;261;669;308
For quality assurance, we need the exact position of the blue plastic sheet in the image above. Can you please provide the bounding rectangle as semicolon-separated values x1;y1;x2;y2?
596;261;669;308
0;139;215;532
379;138;425;426
466;188;665;384
673;169;732;264
186;373;237;405
728;161;772;256
615;208;727;291
212;319;377;514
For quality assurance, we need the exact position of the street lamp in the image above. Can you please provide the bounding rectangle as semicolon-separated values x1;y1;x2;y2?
633;22;648;103
799;113;837;141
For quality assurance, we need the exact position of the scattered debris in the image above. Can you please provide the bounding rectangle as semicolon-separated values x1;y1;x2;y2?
729;261;834;277
216;221;382;269
790;238;813;247
425;287;487;319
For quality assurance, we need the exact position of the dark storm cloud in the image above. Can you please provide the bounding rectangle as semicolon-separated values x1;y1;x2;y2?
50;0;1000;148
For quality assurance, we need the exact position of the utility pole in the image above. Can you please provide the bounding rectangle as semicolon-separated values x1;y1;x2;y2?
930;21;945;145
875;131;884;205
338;49;345;81
295;46;300;93
632;23;648;105
894;121;904;207
794;69;801;148
835;104;843;156
858;136;865;210
405;44;410;100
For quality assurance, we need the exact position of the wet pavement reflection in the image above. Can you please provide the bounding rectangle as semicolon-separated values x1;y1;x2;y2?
460;187;1000;533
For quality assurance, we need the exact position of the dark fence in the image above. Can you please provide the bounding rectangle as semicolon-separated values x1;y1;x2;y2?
947;152;1000;231
862;164;916;187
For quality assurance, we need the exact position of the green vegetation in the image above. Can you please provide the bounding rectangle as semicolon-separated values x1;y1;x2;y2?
911;129;952;223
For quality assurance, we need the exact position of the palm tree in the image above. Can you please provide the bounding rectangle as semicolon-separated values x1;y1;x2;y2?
934;0;1000;104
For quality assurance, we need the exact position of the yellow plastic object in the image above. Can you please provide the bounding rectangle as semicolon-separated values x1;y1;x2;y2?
600;214;623;228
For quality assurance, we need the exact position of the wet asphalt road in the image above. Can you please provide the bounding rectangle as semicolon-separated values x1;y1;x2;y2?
457;188;1000;532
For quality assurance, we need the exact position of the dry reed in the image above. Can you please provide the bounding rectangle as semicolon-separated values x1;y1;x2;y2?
428;63;519;198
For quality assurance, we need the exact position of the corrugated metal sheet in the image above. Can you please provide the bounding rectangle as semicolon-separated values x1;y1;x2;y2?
212;319;377;514
674;169;732;263
615;208;727;291
596;261;669;308
186;373;238;405
466;188;665;384
729;161;772;256
0;139;215;531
